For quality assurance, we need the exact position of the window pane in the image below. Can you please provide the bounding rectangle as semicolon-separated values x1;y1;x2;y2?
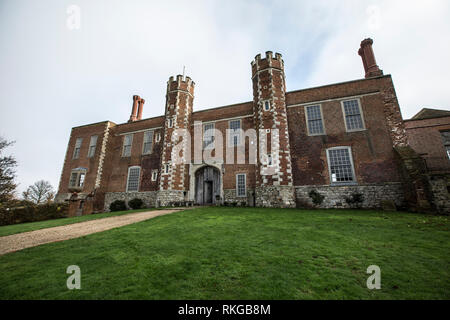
127;167;140;192
343;100;364;131
230;120;241;146
123;135;133;157
69;173;78;187
73;138;82;159
78;173;85;187
307;105;324;135
328;148;355;184
143;131;153;154
237;174;246;196
203;123;215;149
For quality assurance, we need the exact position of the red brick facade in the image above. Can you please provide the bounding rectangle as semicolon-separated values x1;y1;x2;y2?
56;38;420;213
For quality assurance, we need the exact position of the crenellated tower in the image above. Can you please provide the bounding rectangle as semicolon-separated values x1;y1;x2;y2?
251;52;295;208
157;75;195;205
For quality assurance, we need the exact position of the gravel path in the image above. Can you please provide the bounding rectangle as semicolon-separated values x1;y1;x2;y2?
0;209;181;256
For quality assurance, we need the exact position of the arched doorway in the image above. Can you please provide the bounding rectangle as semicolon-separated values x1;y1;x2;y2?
195;166;221;205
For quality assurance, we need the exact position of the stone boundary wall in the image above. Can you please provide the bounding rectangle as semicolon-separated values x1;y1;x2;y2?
428;174;450;214
295;183;404;209
156;190;185;207
104;191;158;211
255;185;296;208
223;188;255;206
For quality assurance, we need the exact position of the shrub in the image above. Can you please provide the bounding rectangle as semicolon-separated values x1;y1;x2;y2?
109;200;127;212
308;190;325;206
345;193;364;208
0;202;69;226
128;198;144;210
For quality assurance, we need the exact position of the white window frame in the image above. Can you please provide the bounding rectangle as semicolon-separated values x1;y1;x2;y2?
168;118;174;128
87;135;98;158
68;168;87;189
236;173;247;197
304;104;326;136
326;146;357;185
73;138;83;159
122;134;133;157
229;119;242;147
142;130;154;155
446;145;450;160
155;132;161;143
126;166;141;192
267;153;273;166
341;98;366;132
203;123;215;150
263;100;271;112
163;163;170;175
151;169;158;182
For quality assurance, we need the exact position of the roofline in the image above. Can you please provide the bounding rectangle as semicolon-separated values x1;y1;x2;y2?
404;114;450;122
285;74;390;95
192;101;253;114
71;75;393;128
72;120;115;129
115;115;165;127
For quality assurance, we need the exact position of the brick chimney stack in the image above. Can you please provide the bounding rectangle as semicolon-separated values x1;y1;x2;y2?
129;95;140;122
137;98;145;121
358;38;383;78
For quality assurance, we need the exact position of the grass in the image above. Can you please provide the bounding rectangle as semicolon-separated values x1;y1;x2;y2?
0;207;449;300
0;208;152;237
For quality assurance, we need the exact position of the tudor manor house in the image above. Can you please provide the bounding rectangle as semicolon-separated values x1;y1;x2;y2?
56;39;450;215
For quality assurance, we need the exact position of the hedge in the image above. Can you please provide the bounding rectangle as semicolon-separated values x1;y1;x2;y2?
0;203;69;226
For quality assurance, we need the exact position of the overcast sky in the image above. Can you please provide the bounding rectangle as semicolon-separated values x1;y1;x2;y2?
0;0;449;196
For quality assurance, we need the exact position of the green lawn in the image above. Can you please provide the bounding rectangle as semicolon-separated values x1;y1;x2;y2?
0;208;152;237
0;207;448;300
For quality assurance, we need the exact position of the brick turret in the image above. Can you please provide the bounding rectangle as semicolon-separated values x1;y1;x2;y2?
251;52;295;207
157;75;195;205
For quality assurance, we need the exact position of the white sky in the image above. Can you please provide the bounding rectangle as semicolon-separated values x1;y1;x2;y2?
0;0;449;195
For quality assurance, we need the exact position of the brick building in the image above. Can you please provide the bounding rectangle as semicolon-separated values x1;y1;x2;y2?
404;109;450;213
56;38;426;215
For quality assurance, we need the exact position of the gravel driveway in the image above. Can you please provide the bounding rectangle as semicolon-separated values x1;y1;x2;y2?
0;209;181;256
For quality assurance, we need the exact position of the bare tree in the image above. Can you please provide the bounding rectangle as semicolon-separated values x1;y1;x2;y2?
23;180;54;204
0;137;18;204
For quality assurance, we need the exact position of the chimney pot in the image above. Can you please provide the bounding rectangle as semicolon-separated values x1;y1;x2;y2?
128;95;140;122
137;98;145;121
358;38;383;78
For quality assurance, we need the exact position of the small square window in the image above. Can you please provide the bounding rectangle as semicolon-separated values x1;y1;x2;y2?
164;164;170;174
151;170;158;182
